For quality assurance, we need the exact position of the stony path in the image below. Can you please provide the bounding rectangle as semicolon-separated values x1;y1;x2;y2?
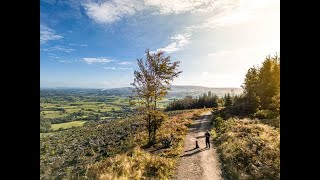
173;111;223;180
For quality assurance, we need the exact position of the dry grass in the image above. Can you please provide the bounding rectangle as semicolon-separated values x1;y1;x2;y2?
86;147;174;180
86;109;206;180
212;118;280;180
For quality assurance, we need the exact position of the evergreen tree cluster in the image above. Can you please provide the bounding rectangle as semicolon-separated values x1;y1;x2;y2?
224;54;280;118
165;91;219;111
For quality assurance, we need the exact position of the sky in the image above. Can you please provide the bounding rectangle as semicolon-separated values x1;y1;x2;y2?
40;0;280;88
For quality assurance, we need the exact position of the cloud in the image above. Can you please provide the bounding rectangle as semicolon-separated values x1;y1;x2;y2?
83;0;143;24
58;60;73;64
207;53;217;56
118;67;133;70
118;61;133;65
83;57;113;64
104;67;116;70
208;50;232;56
144;0;215;15
155;33;191;53
201;71;209;77
149;0;279;54
104;67;133;70
43;45;75;53
40;25;63;44
82;0;217;24
187;0;279;32
69;43;88;47
81;0;278;28
48;55;61;59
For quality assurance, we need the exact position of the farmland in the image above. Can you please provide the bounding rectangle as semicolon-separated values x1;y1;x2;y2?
51;120;87;131
40;88;176;134
40;87;241;133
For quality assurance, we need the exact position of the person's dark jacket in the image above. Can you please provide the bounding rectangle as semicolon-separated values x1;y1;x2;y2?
205;132;210;141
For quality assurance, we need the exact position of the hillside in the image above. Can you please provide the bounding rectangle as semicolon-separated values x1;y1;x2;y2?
40;109;206;179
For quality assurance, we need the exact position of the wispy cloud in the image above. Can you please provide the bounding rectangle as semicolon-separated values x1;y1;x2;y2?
118;61;133;65
155;33;191;53
104;67;133;70
144;0;215;15
118;67;133;70
83;0;143;24
208;50;233;56
43;45;75;53
150;0;279;54
104;67;116;70
58;60;73;64
81;0;277;56
81;0;277;34
187;0;279;32
83;57;113;64
69;43;88;47
40;25;63;44
48;55;61;59
82;0;216;24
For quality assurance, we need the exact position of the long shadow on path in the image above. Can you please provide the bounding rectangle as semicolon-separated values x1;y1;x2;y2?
180;148;207;157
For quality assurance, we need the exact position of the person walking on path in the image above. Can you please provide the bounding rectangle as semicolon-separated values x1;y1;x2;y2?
205;130;211;149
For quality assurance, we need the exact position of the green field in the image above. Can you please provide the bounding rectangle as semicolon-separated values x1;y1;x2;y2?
51;121;86;131
40;96;130;119
40;95;175;133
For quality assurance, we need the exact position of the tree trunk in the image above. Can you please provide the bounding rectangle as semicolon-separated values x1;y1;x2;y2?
153;94;157;145
148;113;151;144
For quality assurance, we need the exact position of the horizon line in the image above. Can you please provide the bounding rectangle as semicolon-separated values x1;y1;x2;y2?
40;85;243;89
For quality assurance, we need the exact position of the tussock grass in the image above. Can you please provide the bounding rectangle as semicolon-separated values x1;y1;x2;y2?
86;147;174;180
86;109;205;179
212;117;280;180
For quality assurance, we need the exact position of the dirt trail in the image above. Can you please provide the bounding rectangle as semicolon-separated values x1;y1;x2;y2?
173;111;223;180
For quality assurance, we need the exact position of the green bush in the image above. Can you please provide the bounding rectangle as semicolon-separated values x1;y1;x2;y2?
254;110;279;119
212;116;224;131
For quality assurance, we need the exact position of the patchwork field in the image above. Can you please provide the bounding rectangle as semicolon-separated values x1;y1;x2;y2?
51;120;87;131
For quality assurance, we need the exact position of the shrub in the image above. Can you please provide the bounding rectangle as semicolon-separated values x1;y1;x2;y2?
254;110;279;119
212;116;224;131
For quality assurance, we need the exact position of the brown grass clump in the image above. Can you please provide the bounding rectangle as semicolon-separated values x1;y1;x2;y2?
86;147;174;180
212;118;280;180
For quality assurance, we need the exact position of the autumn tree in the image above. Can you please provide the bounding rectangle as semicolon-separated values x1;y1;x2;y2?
131;49;182;145
242;67;260;114
239;54;280;115
256;55;280;110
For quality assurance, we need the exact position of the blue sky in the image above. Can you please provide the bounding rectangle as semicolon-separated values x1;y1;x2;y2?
40;0;280;88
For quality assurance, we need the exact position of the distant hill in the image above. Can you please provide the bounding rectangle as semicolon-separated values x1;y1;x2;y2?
169;85;242;98
40;85;243;98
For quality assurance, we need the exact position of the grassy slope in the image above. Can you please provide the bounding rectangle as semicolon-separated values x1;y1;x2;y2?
86;109;207;180
40;118;144;179
40;109;206;179
211;116;280;180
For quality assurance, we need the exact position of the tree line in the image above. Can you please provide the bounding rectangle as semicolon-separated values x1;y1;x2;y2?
221;54;280;119
165;92;219;111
